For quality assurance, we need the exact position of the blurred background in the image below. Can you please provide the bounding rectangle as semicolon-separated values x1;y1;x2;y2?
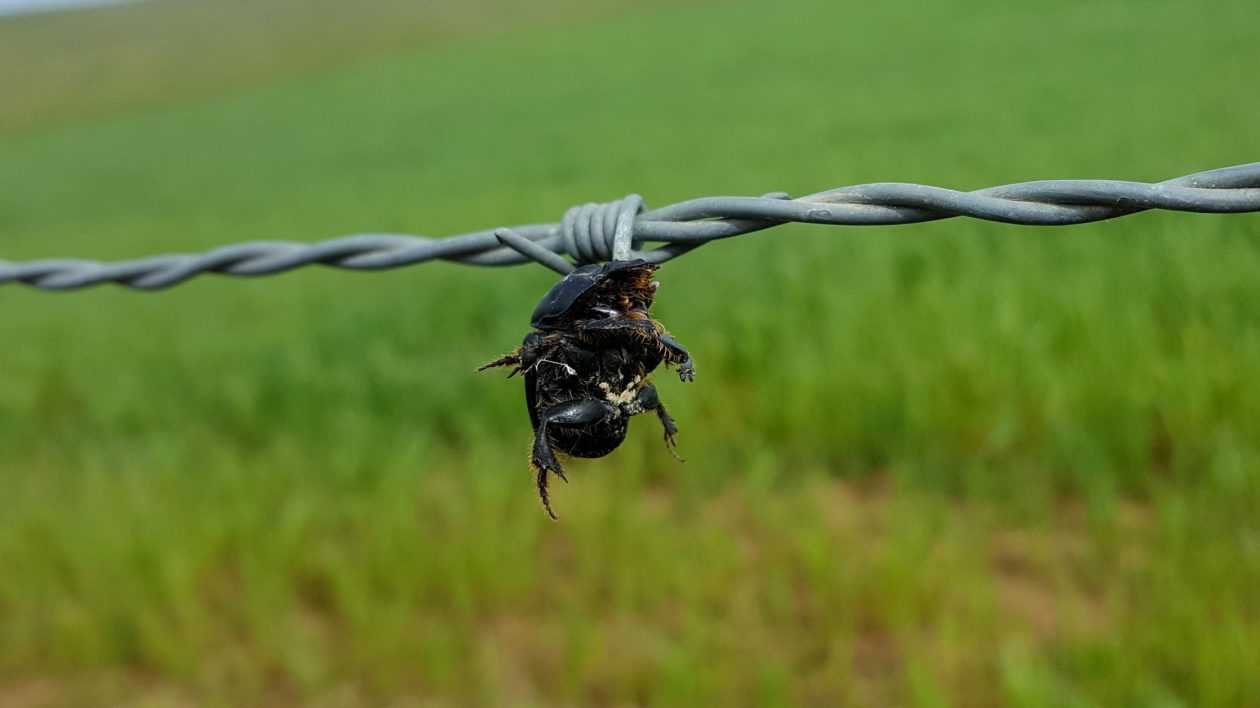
1;0;1258;705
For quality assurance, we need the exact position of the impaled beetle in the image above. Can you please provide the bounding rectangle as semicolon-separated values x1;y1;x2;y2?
478;259;694;519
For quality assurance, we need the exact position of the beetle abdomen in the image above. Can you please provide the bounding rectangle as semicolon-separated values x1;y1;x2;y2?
552;417;628;458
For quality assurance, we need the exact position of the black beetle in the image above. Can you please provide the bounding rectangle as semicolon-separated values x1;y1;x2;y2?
478;259;694;519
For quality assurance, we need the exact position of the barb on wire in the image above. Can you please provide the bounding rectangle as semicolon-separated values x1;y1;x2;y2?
3;162;1259;290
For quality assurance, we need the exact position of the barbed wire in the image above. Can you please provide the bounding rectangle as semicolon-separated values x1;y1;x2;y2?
3;161;1258;289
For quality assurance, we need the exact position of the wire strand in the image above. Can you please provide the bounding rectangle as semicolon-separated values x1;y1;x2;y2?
3;162;1258;291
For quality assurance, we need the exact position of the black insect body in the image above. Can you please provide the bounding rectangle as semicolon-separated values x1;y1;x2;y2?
478;260;694;519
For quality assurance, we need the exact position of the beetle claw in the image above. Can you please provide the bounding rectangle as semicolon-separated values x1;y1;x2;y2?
678;363;695;383
664;433;685;462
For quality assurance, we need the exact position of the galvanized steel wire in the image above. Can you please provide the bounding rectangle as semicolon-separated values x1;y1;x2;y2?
3;161;1259;289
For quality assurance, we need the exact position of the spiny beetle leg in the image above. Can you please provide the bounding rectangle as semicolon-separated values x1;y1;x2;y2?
476;351;521;375
657;404;683;461
576;318;658;334
657;332;695;382
632;384;684;461
534;465;558;521
530;399;619;519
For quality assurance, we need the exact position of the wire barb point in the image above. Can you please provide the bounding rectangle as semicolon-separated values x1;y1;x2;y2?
495;228;575;275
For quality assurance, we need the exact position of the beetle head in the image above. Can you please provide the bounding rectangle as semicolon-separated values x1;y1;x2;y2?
530;259;660;331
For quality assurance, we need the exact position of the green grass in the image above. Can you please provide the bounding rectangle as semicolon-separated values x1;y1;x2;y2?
1;0;1259;704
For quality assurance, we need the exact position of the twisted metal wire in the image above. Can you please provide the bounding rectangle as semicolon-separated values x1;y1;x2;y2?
3;162;1258;289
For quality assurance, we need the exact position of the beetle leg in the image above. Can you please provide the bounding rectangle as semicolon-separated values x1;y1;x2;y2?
656;332;695;382
478;333;550;377
476;351;521;376
576;318;695;382
631;384;684;461
531;400;619;519
576;317;658;335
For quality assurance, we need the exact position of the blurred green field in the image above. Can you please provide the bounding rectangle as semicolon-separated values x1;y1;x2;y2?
2;0;1259;705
